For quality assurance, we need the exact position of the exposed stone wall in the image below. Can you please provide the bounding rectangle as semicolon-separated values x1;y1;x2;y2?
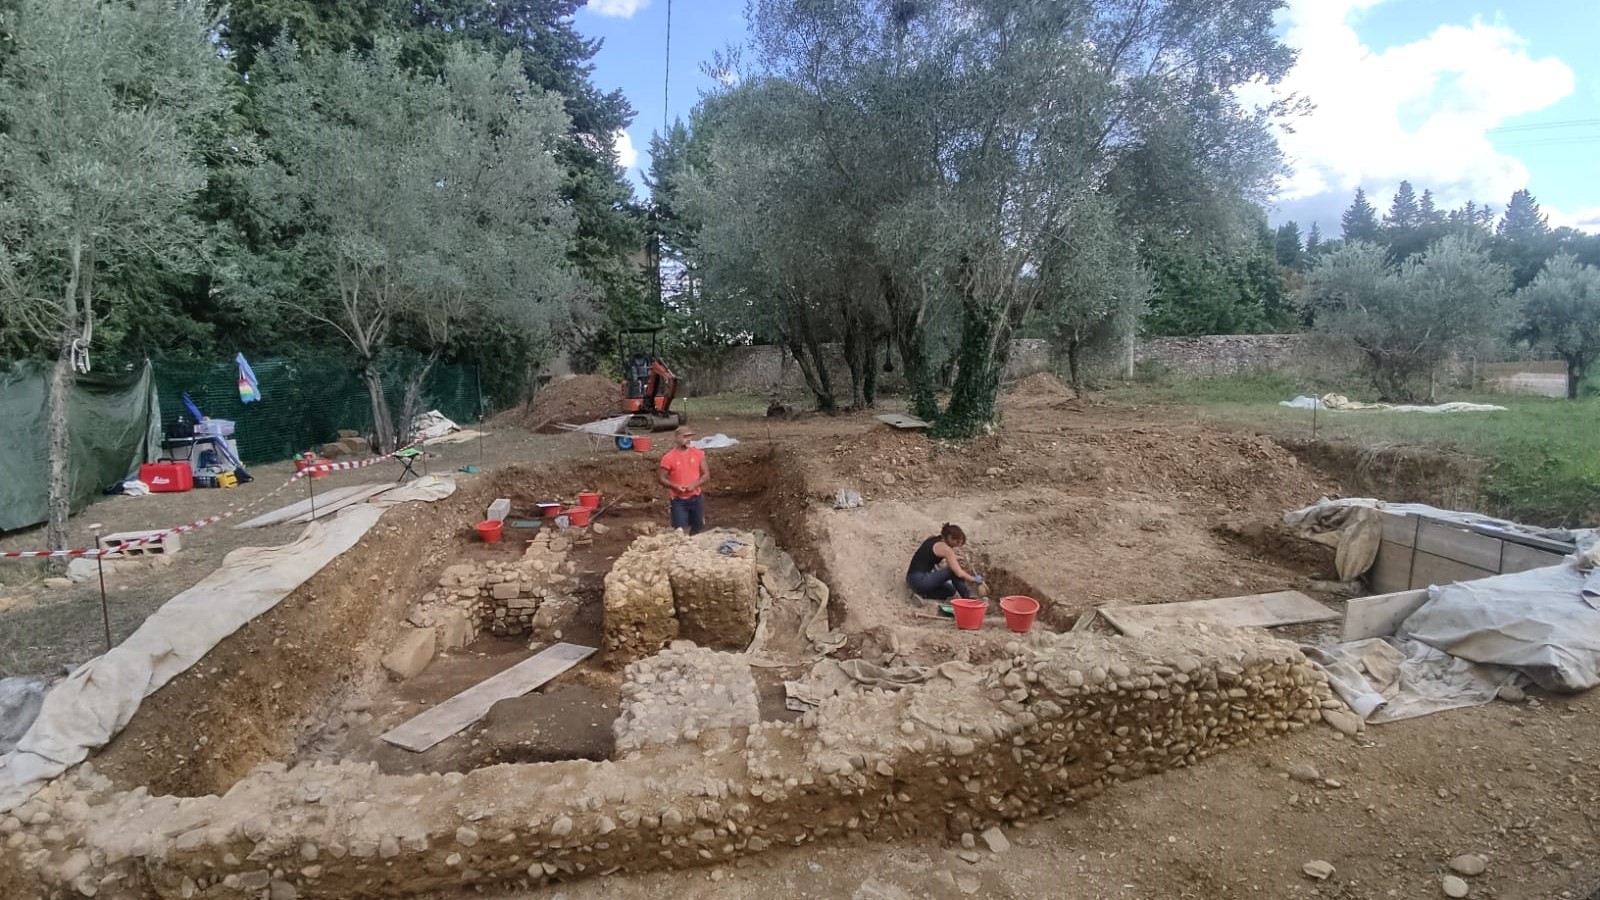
0;628;1348;899
411;533;577;647
669;532;759;649
603;532;682;661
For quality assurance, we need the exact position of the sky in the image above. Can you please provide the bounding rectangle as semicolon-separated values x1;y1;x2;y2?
575;0;1600;235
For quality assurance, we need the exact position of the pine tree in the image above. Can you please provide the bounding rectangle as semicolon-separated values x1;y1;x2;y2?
1305;222;1323;256
1341;188;1380;243
1274;221;1303;268
1419;189;1443;225
1498;189;1550;239
1384;180;1420;229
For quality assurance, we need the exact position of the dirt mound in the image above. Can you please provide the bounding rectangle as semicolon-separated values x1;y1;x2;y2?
1005;372;1075;400
501;375;620;432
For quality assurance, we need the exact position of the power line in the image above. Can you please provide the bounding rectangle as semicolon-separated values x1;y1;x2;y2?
1487;118;1600;135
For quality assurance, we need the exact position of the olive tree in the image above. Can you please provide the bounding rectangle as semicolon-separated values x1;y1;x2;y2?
0;0;229;551
1517;254;1600;399
247;42;585;449
1302;236;1514;402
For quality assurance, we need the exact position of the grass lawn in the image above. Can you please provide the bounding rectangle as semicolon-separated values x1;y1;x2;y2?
1108;374;1600;526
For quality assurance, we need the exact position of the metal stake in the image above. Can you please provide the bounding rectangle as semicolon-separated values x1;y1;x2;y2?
90;524;110;653
307;469;317;519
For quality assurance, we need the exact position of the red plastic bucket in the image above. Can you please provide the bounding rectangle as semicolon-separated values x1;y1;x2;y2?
951;598;988;631
475;520;504;543
1000;596;1040;633
538;502;562;518
633;435;653;453
565;506;593;527
578;491;601;509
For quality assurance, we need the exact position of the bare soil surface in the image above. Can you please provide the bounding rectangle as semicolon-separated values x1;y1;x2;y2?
12;395;1597;900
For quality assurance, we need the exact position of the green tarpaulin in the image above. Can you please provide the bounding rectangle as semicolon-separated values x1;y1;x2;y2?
0;361;161;533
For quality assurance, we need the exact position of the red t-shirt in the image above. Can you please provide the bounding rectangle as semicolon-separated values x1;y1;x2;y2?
659;446;705;499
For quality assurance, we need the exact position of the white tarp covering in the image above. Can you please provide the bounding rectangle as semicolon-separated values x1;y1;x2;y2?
1280;394;1506;413
1285;497;1590;550
690;433;739;450
0;477;460;813
1302;639;1512;723
1400;563;1600;692
0;678;51;754
411;409;459;441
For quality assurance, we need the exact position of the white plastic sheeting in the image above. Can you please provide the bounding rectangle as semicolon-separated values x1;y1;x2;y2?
0;678;50;754
0;476;456;813
1279;394;1506;413
1400;564;1600;693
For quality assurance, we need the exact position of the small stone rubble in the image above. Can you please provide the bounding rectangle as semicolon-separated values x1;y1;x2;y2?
613;642;760;753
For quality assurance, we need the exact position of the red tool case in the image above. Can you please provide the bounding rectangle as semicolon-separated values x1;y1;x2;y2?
139;461;194;493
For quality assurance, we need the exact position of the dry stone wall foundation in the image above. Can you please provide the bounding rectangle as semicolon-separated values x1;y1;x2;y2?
0;627;1345;899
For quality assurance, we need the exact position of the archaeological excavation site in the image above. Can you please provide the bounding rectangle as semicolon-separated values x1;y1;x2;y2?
0;410;1550;900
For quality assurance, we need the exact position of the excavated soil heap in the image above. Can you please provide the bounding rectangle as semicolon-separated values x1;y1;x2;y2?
1004;372;1076;401
503;375;621;432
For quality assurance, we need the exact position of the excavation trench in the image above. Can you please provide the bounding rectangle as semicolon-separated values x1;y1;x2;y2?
2;426;1351;899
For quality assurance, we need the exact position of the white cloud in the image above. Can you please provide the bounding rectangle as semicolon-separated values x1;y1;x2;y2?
1263;1;1574;217
585;0;651;18
615;129;639;169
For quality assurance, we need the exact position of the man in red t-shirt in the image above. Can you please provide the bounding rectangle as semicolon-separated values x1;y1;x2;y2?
658;426;709;534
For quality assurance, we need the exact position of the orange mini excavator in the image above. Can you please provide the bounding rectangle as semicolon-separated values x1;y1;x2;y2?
621;327;685;431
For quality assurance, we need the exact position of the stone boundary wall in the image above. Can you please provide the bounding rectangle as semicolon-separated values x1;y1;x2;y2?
681;334;1360;398
0;628;1345;899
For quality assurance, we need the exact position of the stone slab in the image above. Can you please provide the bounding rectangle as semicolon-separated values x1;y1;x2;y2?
381;642;596;752
1500;541;1566;575
1378;512;1418;549
1409;551;1495;590
1370;541;1414;594
1098;591;1336;637
381;627;437;681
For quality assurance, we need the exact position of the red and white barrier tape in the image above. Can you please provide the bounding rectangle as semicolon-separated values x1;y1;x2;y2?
1;444;421;561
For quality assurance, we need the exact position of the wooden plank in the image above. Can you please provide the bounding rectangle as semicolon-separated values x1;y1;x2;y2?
1379;512;1418;548
874;413;929;430
289;484;395;524
1098;591;1337;637
1408;551;1495;590
1341;589;1429;641
1500;542;1566;575
381;643;596;753
1370;541;1414;594
1071;609;1097;632
234;483;388;529
1415;518;1503;571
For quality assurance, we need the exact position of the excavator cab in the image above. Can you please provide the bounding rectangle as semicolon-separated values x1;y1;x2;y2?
621;327;684;431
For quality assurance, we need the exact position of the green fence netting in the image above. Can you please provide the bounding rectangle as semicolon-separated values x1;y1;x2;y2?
151;352;482;465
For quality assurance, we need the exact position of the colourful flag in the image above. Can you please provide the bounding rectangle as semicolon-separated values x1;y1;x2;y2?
236;353;261;404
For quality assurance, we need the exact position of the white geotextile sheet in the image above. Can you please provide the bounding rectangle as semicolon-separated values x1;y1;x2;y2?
0;505;390;813
1279;394;1506;413
1400;563;1600;692
1285;497;1591;550
1303;639;1513;723
1307;558;1600;725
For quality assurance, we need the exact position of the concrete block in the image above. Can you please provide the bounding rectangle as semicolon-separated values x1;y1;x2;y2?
1409;551;1494;590
436;609;471;652
1369;541;1413;594
1378;512;1417;548
1501;542;1565;574
1416;519;1502;571
98;530;181;557
382;627;436;680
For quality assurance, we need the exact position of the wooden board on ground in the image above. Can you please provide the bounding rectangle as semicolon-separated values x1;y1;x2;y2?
234;483;390;529
380;642;596;753
289;483;396;524
1341;589;1429;642
1098;590;1336;637
874;413;929;430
